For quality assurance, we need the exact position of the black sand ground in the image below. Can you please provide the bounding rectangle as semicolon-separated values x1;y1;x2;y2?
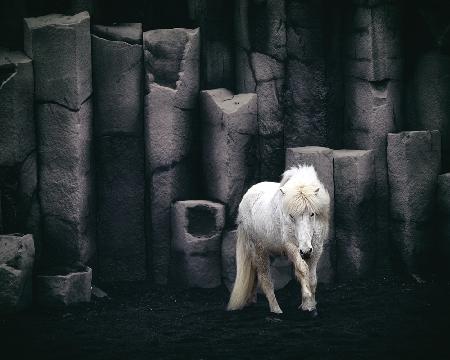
1;275;450;360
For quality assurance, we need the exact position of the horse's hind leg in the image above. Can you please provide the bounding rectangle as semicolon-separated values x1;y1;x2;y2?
254;248;282;314
284;243;315;311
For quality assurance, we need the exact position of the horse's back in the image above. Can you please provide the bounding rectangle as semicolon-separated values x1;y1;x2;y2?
238;181;280;234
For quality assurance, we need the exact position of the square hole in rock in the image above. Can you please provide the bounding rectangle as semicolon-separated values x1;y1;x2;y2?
187;205;217;237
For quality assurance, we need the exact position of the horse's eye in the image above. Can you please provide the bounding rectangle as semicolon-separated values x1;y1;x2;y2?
310;213;315;217
289;214;295;222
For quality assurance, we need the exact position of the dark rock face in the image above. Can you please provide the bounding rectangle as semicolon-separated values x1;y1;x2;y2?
190;0;234;90
171;200;225;288
144;28;200;284
201;89;258;226
96;136;146;282
0;234;34;313
36;266;92;306
235;0;286;181
24;12;92;111
92;23;146;282
284;0;344;150
0;49;39;241
221;229;292;292
344;0;403;271
334;150;376;281
25;12;95;270
406;52;450;171
437;173;450;274
387;131;441;276
285;146;335;283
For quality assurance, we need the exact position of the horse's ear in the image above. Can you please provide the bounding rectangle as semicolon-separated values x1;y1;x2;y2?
280;168;296;187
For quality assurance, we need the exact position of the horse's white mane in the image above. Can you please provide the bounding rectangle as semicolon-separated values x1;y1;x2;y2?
279;165;330;218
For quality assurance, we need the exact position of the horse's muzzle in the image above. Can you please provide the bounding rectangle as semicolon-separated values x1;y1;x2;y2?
300;248;312;260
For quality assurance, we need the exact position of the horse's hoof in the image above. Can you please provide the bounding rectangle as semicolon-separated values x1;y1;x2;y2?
299;308;318;318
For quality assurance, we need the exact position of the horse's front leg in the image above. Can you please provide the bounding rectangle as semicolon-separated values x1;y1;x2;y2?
284;242;315;311
254;248;282;314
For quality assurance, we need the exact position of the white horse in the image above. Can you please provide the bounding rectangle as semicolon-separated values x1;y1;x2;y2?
227;165;330;314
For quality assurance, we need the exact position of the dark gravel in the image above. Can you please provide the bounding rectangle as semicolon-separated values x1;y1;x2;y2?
1;275;450;360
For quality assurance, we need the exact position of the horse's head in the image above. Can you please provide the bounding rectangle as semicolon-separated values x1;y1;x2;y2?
279;165;330;260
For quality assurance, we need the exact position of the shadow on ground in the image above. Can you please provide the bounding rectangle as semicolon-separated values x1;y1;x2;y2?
1;275;450;359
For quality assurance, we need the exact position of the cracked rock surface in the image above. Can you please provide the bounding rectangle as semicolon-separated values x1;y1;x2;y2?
25;11;94;270
144;28;200;284
0;234;34;313
387;130;441;276
171;200;225;289
235;0;286;182
201;88;257;226
334;149;376;281
92;23;146;282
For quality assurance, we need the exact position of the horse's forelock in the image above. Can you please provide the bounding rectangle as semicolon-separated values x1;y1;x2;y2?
281;168;329;217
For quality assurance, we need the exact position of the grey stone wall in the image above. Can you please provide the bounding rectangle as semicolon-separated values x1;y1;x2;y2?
24;12;95;270
144;28;200;284
92;23;146;282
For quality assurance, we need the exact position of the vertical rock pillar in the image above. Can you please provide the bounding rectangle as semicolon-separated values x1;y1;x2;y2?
387;130;441;276
437;174;450;275
0;49;38;240
284;0;344;149
92;24;146;282
407;53;450;171
200;89;257;225
285;147;335;283
171;200;225;288
24;12;95;270
333;150;376;281
189;0;234;90
144;28;200;284
343;1;403;269
235;0;286;181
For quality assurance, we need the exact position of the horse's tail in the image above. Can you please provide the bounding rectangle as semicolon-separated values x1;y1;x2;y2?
227;225;256;311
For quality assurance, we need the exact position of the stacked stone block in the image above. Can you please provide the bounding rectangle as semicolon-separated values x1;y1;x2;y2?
235;0;286;181
407;52;450;171
344;0;403;268
0;234;35;313
200;89;257;225
285;146;335;283
144;28;200;284
37;266;92;306
387;130;441;276
92;23;146;282
0;49;39;240
333;150;376;281
171;200;225;288
24;12;95;270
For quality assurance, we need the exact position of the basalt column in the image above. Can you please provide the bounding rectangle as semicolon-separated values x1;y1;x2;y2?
92;24;146;282
284;0;344;149
0;49;39;241
235;0;286;181
200;89;257;226
387;130;441;277
144;28;200;285
343;1;403;270
189;0;234;90
24;12;95;270
333;149;377;281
